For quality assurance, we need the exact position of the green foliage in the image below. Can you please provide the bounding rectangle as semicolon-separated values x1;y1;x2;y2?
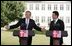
1;1;25;27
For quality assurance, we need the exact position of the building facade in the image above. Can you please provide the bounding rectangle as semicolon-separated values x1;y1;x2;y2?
24;1;71;29
24;1;71;45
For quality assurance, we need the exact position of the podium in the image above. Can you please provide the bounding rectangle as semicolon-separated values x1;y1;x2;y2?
46;30;68;45
13;30;35;37
13;30;35;45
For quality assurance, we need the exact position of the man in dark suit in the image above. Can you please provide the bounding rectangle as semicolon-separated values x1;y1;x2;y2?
49;11;65;45
5;11;45;45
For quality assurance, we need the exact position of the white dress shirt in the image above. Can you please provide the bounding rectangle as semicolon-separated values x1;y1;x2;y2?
25;18;30;29
54;18;58;24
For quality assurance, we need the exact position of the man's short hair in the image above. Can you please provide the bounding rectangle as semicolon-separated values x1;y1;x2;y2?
52;11;59;17
25;11;31;14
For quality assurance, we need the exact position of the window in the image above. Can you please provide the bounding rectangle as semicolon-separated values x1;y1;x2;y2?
35;16;39;23
35;4;39;10
60;5;64;10
54;4;57;10
48;4;51;10
66;17;70;23
66;4;70;10
41;16;45;23
29;4;33;10
42;4;45;10
48;17;51;23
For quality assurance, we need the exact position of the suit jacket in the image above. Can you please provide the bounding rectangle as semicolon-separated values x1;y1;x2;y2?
10;18;41;31
49;19;65;45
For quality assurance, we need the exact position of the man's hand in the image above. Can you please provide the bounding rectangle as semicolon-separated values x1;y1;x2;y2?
41;27;46;32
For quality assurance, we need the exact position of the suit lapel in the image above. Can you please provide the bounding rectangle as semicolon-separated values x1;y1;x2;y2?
55;19;60;26
23;18;26;29
53;19;59;26
56;19;59;24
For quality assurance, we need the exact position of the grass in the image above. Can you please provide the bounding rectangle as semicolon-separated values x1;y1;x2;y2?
1;30;50;45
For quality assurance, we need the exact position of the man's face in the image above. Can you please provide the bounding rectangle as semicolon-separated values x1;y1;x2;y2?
52;13;58;20
25;12;31;19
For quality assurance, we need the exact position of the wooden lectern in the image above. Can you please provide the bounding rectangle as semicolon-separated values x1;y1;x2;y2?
46;30;68;45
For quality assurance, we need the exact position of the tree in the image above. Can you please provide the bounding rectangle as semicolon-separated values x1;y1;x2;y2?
1;1;25;27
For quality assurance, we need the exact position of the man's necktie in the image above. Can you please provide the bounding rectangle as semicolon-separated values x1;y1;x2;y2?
26;19;29;30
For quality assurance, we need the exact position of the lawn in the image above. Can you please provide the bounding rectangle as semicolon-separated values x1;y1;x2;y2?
1;31;50;45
